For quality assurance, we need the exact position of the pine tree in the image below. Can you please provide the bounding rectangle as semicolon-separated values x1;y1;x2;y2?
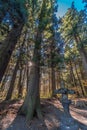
60;1;87;79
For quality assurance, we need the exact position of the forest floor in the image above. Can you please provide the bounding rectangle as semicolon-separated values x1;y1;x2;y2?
0;98;87;130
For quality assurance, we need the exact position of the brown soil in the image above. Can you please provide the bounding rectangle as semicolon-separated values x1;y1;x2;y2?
0;98;87;130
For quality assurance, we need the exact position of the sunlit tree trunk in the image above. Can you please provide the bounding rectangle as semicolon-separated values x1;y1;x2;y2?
20;62;42;121
79;49;87;79
74;34;87;79
48;68;51;94
26;65;29;91
74;62;84;97
20;31;42;121
51;67;56;96
18;66;27;98
78;61;87;96
5;57;20;100
69;60;77;87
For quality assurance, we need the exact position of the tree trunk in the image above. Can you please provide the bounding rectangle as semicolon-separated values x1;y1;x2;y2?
79;48;87;79
26;65;30;92
74;62;84;97
5;28;28;100
0;65;10;91
69;61;77;87
56;71;60;89
51;67;56;96
74;34;87;79
20;31;42;121
0;24;24;82
20;62;42;121
18;69;23;98
19;0;49;121
18;67;26;98
79;62;83;79
5;57;20;100
50;38;56;96
48;68;51;94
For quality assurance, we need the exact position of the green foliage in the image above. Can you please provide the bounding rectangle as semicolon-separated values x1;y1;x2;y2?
60;7;80;42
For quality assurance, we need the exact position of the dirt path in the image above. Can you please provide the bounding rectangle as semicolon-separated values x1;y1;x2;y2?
0;99;87;130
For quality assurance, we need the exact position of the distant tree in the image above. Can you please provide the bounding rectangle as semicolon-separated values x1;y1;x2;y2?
60;1;87;79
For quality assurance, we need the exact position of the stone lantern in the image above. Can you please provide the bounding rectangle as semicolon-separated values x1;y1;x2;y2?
54;81;79;130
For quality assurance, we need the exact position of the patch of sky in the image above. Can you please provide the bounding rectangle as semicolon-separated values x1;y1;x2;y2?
57;0;85;17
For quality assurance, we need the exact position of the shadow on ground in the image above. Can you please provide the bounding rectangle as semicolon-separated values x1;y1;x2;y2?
0;99;87;130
